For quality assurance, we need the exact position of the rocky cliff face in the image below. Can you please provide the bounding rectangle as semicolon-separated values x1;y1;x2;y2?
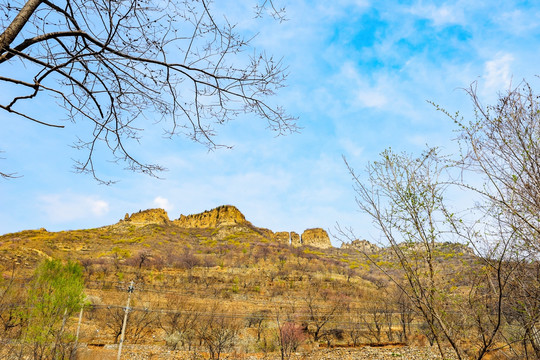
301;228;332;249
291;232;301;247
341;239;379;254
174;205;250;228
274;231;290;244
122;208;170;226
116;205;335;249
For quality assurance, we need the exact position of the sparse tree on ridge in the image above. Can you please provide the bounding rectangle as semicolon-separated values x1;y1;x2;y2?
0;0;295;182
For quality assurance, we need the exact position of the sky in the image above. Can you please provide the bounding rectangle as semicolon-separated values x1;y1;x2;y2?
1;0;540;245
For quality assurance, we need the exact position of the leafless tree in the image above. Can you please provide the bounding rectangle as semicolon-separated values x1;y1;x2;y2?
0;0;295;182
276;320;306;360
274;305;306;360
104;304;156;344
159;294;200;350
393;286;414;343
301;281;346;343
197;303;240;360
341;147;514;360
245;309;270;342
440;81;540;358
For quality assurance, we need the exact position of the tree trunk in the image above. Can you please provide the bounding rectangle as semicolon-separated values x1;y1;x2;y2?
0;0;44;54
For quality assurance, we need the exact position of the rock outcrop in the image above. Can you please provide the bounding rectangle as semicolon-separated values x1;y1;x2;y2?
341;239;379;254
174;205;250;228
301;228;332;249
274;231;290;244
115;205;335;249
291;232;301;247
122;208;170;226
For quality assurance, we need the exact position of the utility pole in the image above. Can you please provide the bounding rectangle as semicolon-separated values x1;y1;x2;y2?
117;280;134;360
71;306;84;360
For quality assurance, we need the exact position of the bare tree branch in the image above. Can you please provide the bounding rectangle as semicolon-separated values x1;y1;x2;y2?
0;0;295;182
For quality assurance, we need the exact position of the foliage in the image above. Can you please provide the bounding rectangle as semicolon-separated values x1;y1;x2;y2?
23;259;85;359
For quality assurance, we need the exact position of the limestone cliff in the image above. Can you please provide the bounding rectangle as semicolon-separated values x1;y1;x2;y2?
290;232;301;247
274;232;290;244
341;239;379;254
174;205;250;228
122;208;170;226
257;228;275;240
301;228;331;249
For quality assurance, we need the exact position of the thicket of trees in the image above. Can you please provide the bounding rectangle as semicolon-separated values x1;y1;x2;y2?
343;81;540;359
0;259;85;359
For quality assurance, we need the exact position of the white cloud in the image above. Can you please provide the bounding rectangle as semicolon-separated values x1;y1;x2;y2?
409;3;464;26
357;90;388;108
153;196;173;211
497;10;540;35
38;194;110;223
337;62;390;109
483;53;514;94
90;200;109;216
340;138;364;158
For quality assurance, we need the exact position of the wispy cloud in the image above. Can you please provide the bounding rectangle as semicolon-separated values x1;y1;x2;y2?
38;194;109;223
483;53;514;94
408;2;465;26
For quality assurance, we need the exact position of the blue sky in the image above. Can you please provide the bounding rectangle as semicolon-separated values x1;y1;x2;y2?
2;0;540;245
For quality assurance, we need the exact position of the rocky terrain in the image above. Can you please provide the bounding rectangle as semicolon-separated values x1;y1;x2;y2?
121;208;171;226
75;344;459;360
175;205;250;228
341;239;380;253
116;205;334;249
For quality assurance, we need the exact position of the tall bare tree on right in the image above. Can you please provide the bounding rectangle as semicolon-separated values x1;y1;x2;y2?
343;80;540;359
448;82;540;357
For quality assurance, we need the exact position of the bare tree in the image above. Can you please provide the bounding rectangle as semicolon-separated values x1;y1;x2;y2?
274;306;306;360
159;294;200;350
393;286;414;343
104;304;156;344
440;81;540;358
341;148;514;360
301;281;346;343
0;0;295;182
197;304;240;360
276;320;306;360
245;309;271;342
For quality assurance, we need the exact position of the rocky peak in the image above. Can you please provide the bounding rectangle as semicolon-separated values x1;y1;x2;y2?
174;205;250;228
341;239;379;254
301;228;332;249
122;208;170;226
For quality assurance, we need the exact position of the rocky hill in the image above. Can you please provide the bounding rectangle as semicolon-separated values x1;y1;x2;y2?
121;208;170;226
301;228;332;248
108;205;334;249
341;239;380;253
0;204;482;360
174;205;250;228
